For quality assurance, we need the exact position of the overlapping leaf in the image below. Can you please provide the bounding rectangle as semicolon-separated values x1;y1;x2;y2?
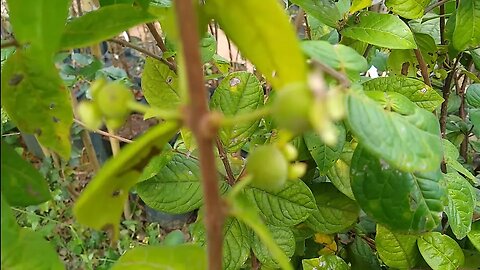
468;221;480;252
302;254;349;270
290;0;342;28
304;124;345;174
326;145;355;200
385;0;430;19
467;84;480;108
142;58;180;111
452;0;480;51
252;225;295;268
418;232;465;270
376;224;420;269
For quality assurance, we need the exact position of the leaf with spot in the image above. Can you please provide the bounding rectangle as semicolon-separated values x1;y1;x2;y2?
210;72;264;152
468;221;480;252
418;232;465;270
111;244;207;270
362;76;444;112
385;0;430;19
376;224;420;269
351;147;446;232
73;121;179;241
136;151;229;214
252;225;295;268
444;172;476;239
1;143;51;207
245;179;316;227
1;51;72;159
341;11;417;49
304;124;346;174
305;183;359;234
142;57;180;112
302;254;349;270
206;0;307;90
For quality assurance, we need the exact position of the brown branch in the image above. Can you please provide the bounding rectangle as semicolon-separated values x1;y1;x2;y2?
1;39;19;49
312;60;351;88
414;49;432;87
146;22;177;71
440;56;461;139
458;63;472;160
215;137;236;186
175;2;224;270
74;119;134;143
304;13;312;40
424;0;451;14
439;1;446;45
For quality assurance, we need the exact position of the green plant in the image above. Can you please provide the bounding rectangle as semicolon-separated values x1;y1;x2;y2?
1;0;480;269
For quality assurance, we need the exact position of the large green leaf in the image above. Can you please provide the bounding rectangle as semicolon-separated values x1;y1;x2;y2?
302;254;349;270
304;124;346;174
252;225;295;268
346;91;442;172
376;224;420;269
111;244;206;270
362;76;444;112
468;221;480;252
385;0;430;19
142;57;180;112
207;0;307;90
341;11;417;49
351;147;446;232
347;236;381;270
305;183;359;234
1;51;72;159
467;84;480;108
326;148;355;200
136;151;229;213
6;0;69;60
452;0;480;51
443;139;476;181
290;0;342;28
444;172;476;239
1;195;19;253
74;121;179;241
191;216;251;270
1;143;51;207
210;72;264;152
60;4;157;49
418;232;465;270
245;180;316;226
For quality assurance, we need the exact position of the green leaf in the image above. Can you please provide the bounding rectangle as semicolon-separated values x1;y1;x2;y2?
301;40;368;73
302;254;349;270
452;0;480;51
111;244;206;270
444;172;476;239
245;180;316;226
207;0;307;90
385;0;430;19
350;0;373;14
376;224;420;269
200;33;216;63
443;139;476;182
290;0;341;28
142;57;180;112
1;195;19;250
341;11;417;49
73;121;179;241
210;72;264;152
351;147;446;232
191;216;251;270
468;221;480;252
346;91;443;172
467;84;480;108
60;4;157;49
304;124;346;174
418;232;465;270
1;51;72;159
252;225;295;268
326;144;355;200
137;151;229;213
1;143;51;207
305;183;359;234
347;236;381;270
6;0;69;59
362;76;444;112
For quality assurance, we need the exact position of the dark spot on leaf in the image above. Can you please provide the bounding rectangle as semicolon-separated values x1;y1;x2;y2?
52;117;60;123
9;74;23;86
50;103;55;109
112;189;122;197
166;76;173;84
35;128;42;136
428;52;434;56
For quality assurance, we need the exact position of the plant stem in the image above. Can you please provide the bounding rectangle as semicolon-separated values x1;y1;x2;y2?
439;1;446;45
1;39;19;48
215;137;236;186
146;22;177;72
424;0;451;14
74;119;134;143
414;49;432;87
311;60;351;88
439;56;460;138
175;1;224;270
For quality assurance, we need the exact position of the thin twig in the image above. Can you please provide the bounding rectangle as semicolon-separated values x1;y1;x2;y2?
304;13;312;40
175;1;224;270
414;49;432;86
215;137;236;186
440;56;461;138
146;22;177;71
311;60;351;88
1;39;19;49
424;0;451;14
74;119;133;143
1;132;20;137
439;1;446;45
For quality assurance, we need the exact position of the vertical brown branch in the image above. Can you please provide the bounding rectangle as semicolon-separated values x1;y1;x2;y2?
175;1;224;270
146;22;177;71
440;57;460;138
414;49;432;87
215;137;236;186
439;1;445;45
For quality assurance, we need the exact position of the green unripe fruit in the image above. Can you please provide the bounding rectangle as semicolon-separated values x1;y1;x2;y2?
272;86;313;133
77;101;102;130
246;145;288;191
281;143;298;161
95;82;134;119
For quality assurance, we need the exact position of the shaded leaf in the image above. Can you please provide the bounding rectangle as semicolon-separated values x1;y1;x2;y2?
252;225;295;268
452;0;480;51
418;232;465;270
347;236;381;270
443;139;476;182
302;254;349;270
200;33;216;63
304;124;346;174
376;224;420;269
141;57;180;111
467;84;480;108
290;0;342;28
467;221;480;252
326;144;355;200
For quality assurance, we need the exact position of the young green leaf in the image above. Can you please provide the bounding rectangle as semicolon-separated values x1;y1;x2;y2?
418;232;465;270
290;0;342;28
60;4;157;49
347;236;381;270
385;0;430;19
301;254;349;270
73;121;179;241
452;0;480;51
444;172;476;239
326;144;355;200
443;139;476;182
200;33;216;63
111;244;207;270
1;51;73;159
466;84;480;108
341;11;417;49
304;183;359;234
142;58;181;112
206;0;307;90
252;225;295;268
1;143;51;207
362;76;444;112
210;72;264;152
468;221;480;252
376;224;420;269
245;180;316;226
304;124;346;174
351;147;446;232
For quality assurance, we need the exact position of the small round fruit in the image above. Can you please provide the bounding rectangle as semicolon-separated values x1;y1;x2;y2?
96;82;134;119
246;145;288;191
272;86;313;133
77;101;102;130
281;143;298;161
